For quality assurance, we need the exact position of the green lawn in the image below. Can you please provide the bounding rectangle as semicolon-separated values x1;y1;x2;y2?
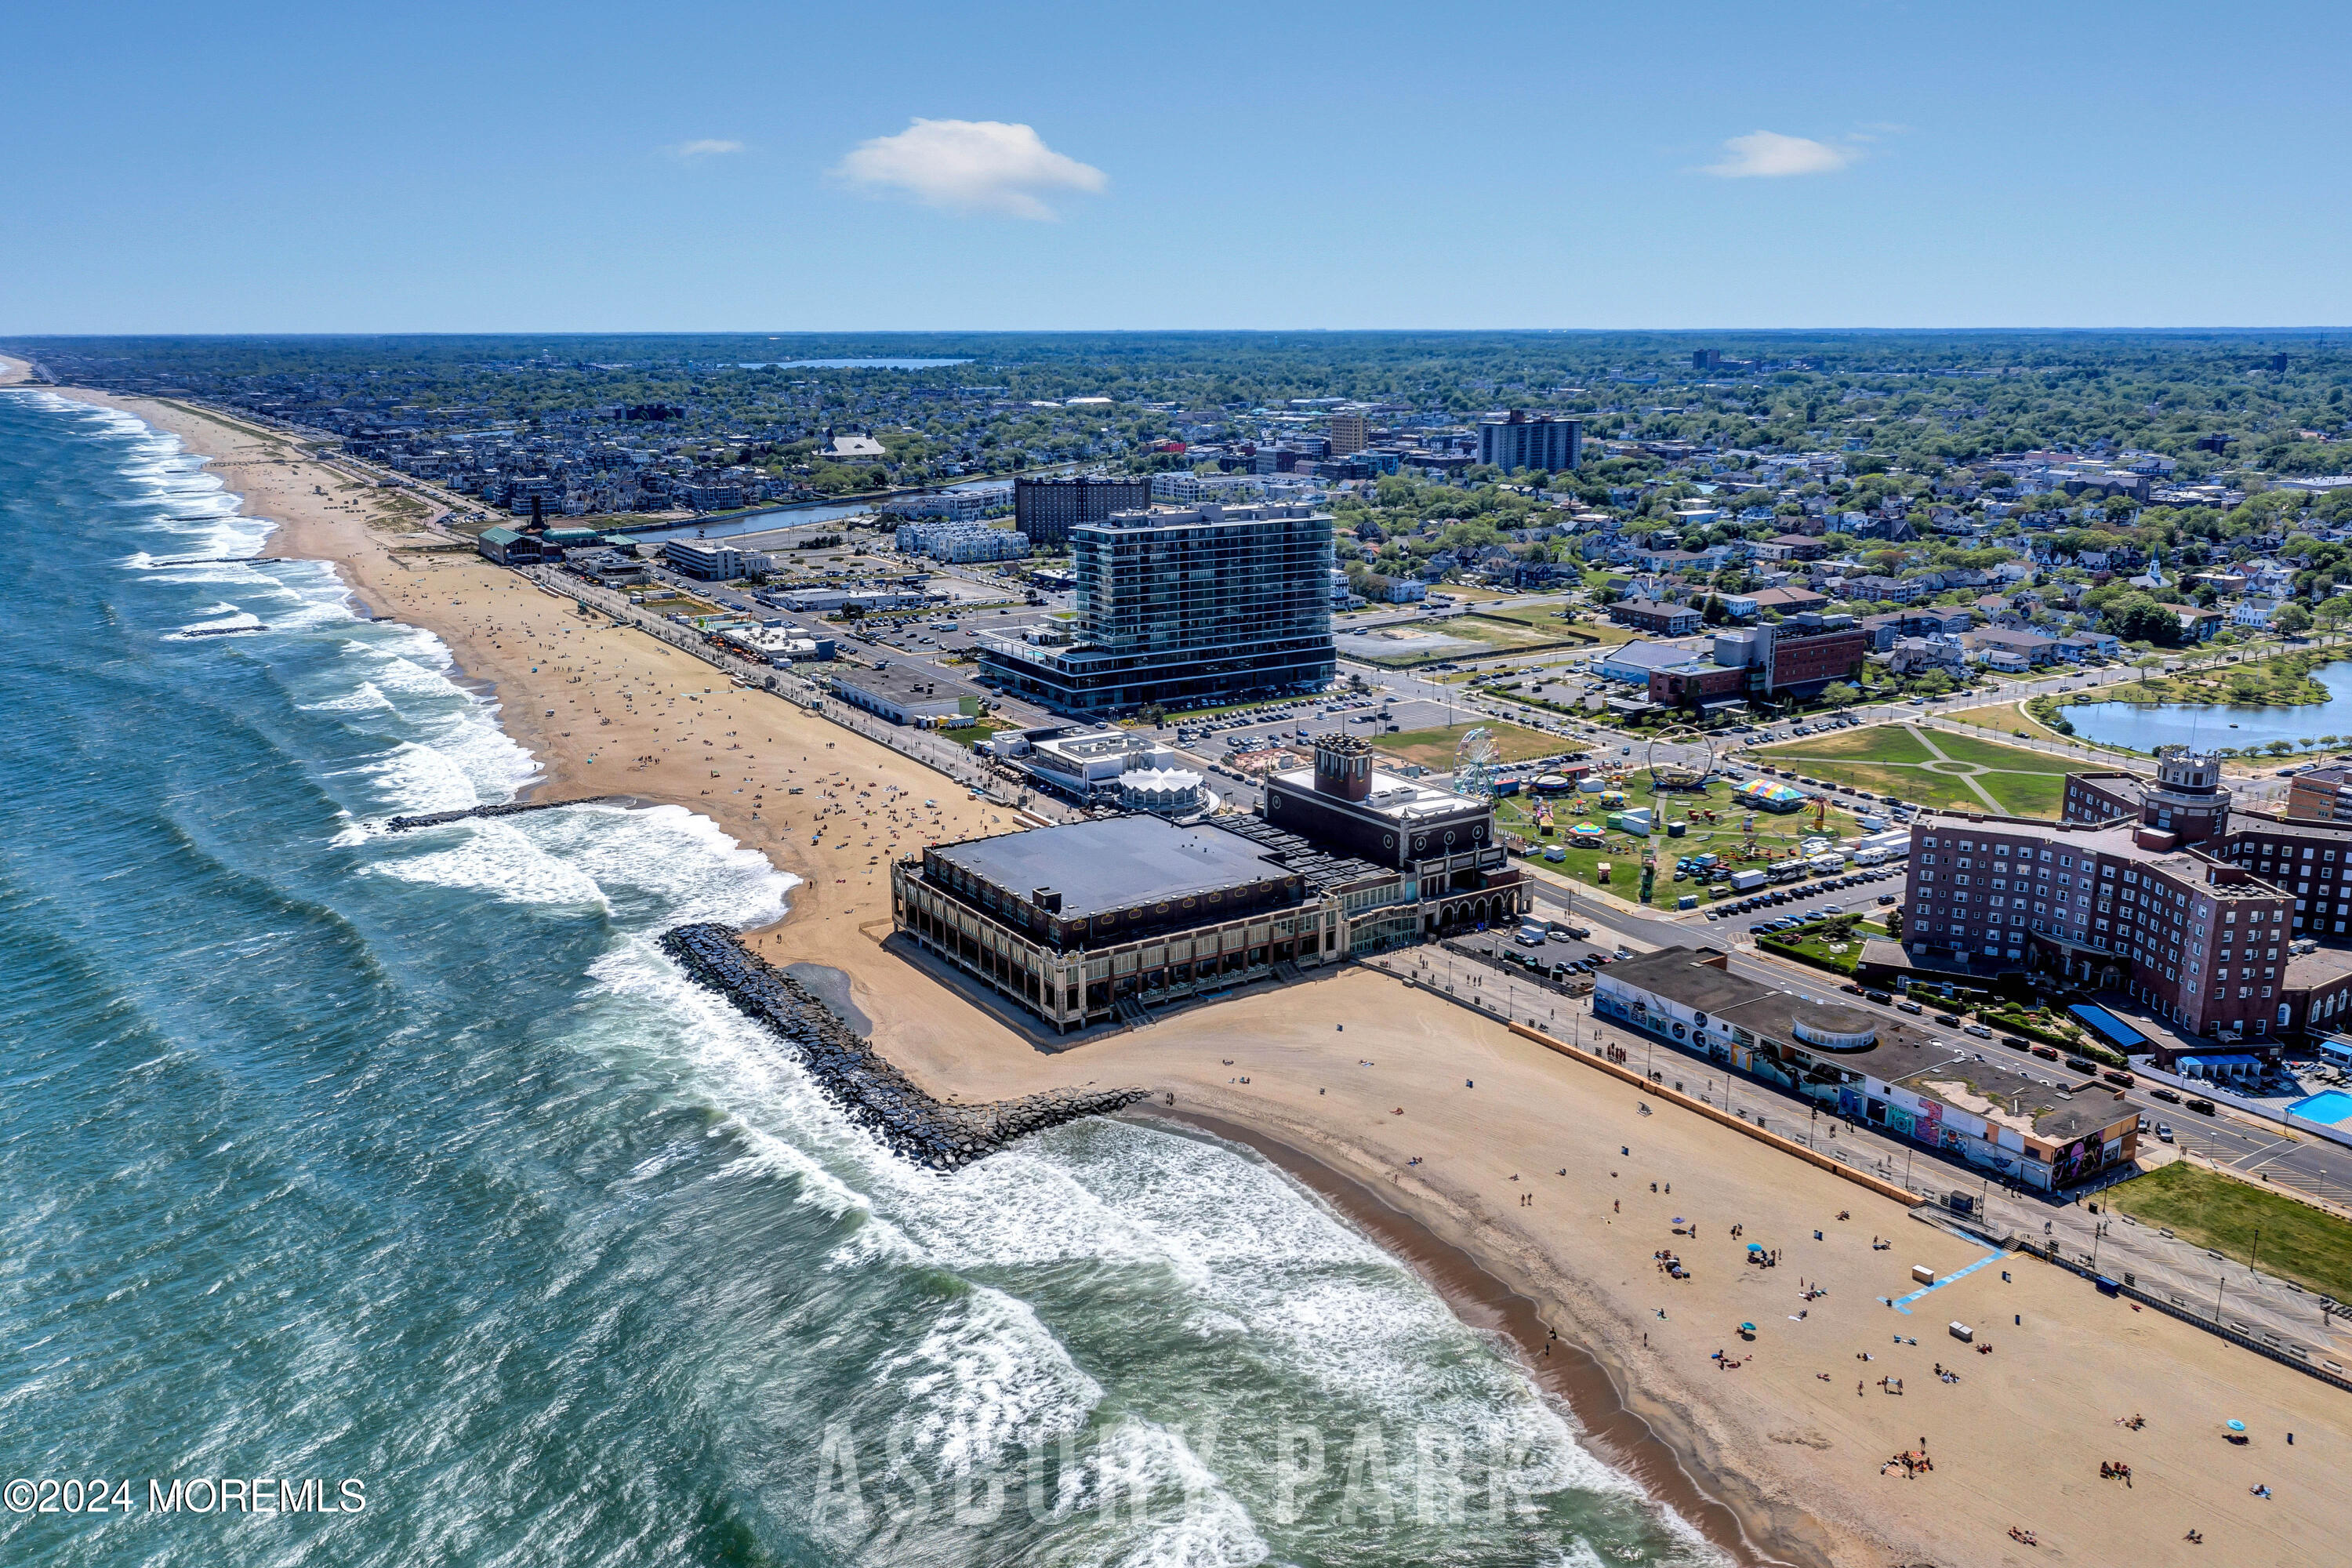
1759;916;1889;975
2105;1160;2352;1303
1749;723;2075;818
1377;721;1565;770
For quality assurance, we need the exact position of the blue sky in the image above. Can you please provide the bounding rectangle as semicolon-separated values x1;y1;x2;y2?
7;2;2350;332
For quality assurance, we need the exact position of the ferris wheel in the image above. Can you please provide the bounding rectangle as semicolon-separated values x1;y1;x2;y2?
1454;727;1502;801
1646;725;1716;791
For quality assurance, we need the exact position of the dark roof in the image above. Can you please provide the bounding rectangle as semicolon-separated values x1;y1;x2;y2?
932;816;1290;919
1203;813;1392;891
1608;946;2135;1143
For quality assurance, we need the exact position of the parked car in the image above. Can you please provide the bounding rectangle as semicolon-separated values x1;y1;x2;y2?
2155;1123;2174;1142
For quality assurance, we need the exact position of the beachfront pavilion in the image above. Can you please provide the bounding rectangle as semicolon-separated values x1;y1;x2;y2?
1595;947;2141;1192
891;814;1404;1032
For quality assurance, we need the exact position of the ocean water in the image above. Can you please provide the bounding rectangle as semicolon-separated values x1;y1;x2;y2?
0;393;1717;1567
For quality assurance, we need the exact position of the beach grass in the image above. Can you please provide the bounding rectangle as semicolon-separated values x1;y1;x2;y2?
1750;723;2075;818
2106;1160;2352;1303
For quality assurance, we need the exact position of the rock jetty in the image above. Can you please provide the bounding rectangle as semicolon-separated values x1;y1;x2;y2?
383;797;627;833
659;922;1147;1171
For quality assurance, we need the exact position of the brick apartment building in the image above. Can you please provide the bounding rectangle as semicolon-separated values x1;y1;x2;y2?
1898;748;2352;1050
1648;616;1870;713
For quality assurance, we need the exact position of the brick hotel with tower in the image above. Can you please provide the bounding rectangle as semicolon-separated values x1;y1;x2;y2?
1889;745;2352;1053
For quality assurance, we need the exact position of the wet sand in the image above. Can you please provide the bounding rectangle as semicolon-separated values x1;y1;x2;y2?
38;385;2352;1568
1147;1107;1803;1568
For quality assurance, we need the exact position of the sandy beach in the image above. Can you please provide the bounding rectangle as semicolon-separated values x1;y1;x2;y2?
39;384;2352;1567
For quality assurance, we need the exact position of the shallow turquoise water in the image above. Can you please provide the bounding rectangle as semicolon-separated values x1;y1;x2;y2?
0;392;1713;1567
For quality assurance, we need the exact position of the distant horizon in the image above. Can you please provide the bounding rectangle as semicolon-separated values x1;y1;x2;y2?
13;326;2352;341
9;3;2348;333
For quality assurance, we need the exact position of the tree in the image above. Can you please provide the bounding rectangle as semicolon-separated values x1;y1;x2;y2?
1820;681;1860;709
2265;740;2296;757
2274;601;2314;636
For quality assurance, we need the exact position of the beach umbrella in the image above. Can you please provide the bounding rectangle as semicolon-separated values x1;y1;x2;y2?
1740;1323;1756;1333
1747;1242;1763;1252
2227;1420;2246;1432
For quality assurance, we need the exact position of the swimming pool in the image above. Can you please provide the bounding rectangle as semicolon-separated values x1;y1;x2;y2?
2287;1090;2352;1127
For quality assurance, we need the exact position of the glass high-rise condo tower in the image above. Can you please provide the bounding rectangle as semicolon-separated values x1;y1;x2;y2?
978;503;1335;713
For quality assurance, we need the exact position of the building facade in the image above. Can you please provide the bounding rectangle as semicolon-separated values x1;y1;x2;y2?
1477;411;1582;473
891;737;1522;1031
1014;474;1151;548
1598;948;2140;1192
976;503;1335;713
662;540;774;580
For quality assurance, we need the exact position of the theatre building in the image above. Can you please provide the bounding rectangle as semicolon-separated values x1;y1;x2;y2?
891;735;1526;1031
1598;948;2140;1192
1262;735;1529;935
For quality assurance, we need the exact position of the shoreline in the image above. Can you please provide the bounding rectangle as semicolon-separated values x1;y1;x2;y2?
1141;1107;1796;1567
46;383;1817;1563
27;383;2352;1567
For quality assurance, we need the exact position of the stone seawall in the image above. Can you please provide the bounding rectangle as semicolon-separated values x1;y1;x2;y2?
384;797;628;833
659;923;1148;1170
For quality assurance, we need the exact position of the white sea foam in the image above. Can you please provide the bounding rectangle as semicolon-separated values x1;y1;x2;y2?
368;819;613;909
66;391;1710;1566
885;1286;1105;1471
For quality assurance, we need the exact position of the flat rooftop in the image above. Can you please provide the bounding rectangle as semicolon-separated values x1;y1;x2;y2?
1913;809;2285;901
1610;947;2135;1143
829;662;984;705
931;815;1290;919
1268;765;1483;824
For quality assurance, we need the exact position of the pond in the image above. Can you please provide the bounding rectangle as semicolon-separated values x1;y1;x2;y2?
2062;659;2352;753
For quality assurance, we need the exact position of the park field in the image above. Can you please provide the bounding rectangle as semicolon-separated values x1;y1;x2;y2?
2107;1160;2352;1303
1946;700;2063;739
1374;720;1564;771
1493;767;1877;906
1748;722;2075;818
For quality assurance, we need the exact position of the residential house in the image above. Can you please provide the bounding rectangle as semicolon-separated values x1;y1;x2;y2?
1889;637;1965;676
1852;574;1926;604
2172;605;2223;642
1744;585;1828;617
1963;626;2061;667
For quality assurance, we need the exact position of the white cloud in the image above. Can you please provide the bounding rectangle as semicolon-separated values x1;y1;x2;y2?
1701;130;1857;179
671;139;744;159
833;118;1106;220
